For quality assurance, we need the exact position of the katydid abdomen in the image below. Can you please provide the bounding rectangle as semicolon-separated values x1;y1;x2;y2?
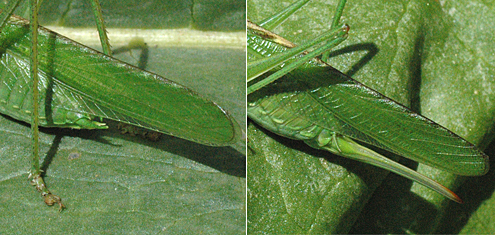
0;16;241;146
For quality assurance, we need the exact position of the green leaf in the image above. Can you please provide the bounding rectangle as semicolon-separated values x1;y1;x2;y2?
36;0;246;31
0;0;245;233
248;0;495;233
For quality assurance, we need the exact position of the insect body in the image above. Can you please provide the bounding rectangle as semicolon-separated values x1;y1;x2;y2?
0;0;242;211
0;16;241;146
247;0;488;203
249;66;488;176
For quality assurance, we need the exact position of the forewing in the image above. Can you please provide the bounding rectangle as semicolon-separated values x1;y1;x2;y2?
2;16;240;146
250;66;488;176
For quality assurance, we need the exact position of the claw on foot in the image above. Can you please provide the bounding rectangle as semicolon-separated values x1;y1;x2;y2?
43;193;65;211
30;174;65;211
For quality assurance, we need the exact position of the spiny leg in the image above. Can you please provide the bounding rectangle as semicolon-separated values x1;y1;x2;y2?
256;0;310;30
323;0;347;61
247;22;349;94
88;0;112;56
0;0;63;211
30;0;111;211
247;0;350;94
1;0;111;211
254;0;348;62
27;0;64;211
254;0;346;35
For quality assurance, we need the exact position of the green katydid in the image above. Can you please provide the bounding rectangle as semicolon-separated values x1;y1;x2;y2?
247;0;488;203
0;0;242;210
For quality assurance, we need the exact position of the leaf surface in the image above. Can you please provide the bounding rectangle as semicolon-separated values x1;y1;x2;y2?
247;0;495;233
0;0;246;233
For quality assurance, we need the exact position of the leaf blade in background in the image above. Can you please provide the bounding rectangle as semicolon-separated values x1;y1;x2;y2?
0;0;246;233
247;0;495;234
